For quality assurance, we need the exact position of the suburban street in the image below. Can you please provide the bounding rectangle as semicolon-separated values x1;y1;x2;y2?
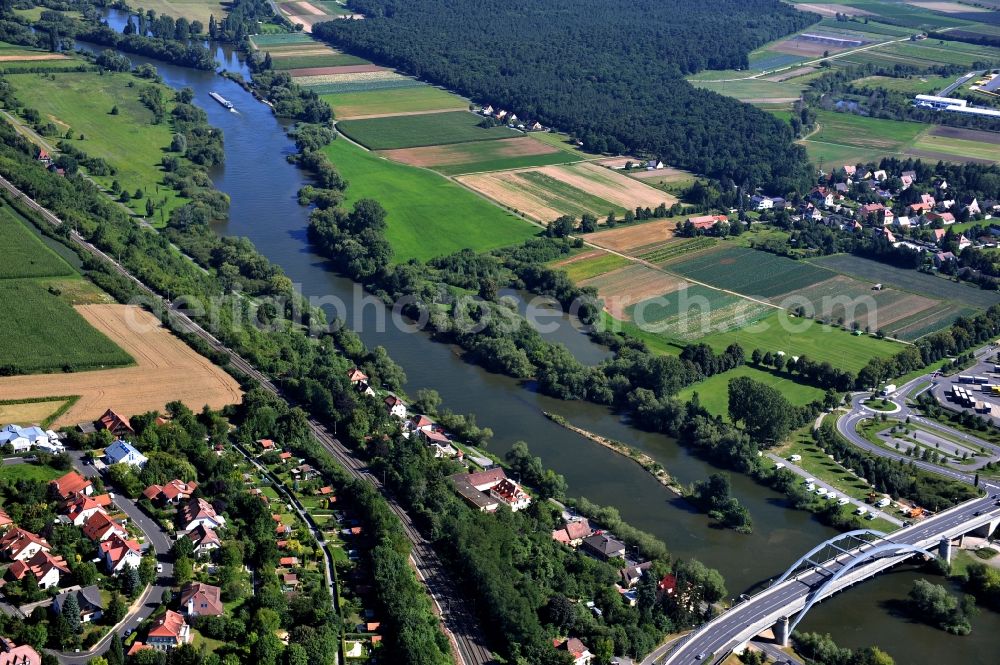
55;451;174;664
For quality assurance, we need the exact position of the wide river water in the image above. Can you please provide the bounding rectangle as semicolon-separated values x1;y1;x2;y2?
78;19;1000;661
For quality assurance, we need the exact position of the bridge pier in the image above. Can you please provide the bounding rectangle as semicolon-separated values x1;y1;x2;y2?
774;616;791;647
974;517;1000;539
940;536;953;564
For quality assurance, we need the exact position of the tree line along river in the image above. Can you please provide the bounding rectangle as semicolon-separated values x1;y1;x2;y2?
75;19;1000;661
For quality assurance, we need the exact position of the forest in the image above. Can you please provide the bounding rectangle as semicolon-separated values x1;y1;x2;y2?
314;0;817;193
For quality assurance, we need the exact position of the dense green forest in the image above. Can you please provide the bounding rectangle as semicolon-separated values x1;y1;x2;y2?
314;0;816;192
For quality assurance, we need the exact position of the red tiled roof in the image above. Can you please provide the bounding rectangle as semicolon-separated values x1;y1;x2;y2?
553;637;589;658
50;472;92;500
82;511;125;542
0;642;40;665
98;409;133;434
148;610;187;639
465;468;506;489
348;368;368;383
99;533;140;567
0;528;50;559
6;550;69;582
186;524;220;549
180;582;223;616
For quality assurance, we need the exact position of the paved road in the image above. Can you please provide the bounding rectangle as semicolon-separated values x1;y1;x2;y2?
662;491;1000;664
750;639;802;665
0;175;493;665
937;70;984;97
54;452;174;664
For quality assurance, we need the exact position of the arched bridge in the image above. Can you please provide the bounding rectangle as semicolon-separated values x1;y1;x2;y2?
663;492;1000;665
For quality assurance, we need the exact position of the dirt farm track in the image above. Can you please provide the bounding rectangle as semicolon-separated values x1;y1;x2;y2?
0;305;242;426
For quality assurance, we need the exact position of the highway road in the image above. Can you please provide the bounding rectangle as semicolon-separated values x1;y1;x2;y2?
663;491;1000;664
0;176;494;665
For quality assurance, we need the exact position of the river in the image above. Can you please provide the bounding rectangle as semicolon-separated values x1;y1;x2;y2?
76;23;1000;662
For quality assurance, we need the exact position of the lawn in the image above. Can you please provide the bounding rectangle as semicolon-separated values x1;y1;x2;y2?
322;85;468;118
250;32;316;47
698;310;902;373
337;111;519;150
0;280;133;374
852;74;955;95
779;426;875;502
0;461;64;483
8;70;186;218
0;205;75;279
808;111;927;151
686;77;809;102
675;365;825;417
322;138;538;262
556;253;631;282
910;133;1000;164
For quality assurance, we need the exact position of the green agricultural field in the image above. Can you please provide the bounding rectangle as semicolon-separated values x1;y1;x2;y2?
314;1;351;15
420;140;580;176
809;111;927;150
668;246;833;298
676;365;825;418
273;54;370;69
811;254;1000;309
125;0;228;24
910;133;1000;164
0;461;64;483
517;171;626;218
337;111;519;150
321;86;468;119
0;205;75;279
322;138;538;262
8;70;187;219
853;74;955;95
0;280;133;374
250;32;316;47
638;237;719;265
686;77;809;103
557;253;631;282
699;311;902;373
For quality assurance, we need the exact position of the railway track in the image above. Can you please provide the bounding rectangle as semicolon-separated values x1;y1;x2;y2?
0;174;495;665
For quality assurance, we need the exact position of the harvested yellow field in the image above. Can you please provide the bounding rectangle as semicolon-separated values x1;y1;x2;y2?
538;162;676;210
0;305;242;426
0;54;68;62
581;264;688;320
587;220;676;253
0;399;70;426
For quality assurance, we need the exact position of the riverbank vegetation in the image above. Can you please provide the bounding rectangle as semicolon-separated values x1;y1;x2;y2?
791;632;896;665
904;579;976;635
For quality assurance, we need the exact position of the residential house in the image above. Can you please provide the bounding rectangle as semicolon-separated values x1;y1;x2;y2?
620;561;653;588
82;510;127;543
291;464;318;480
842;164;857;176
834;182;849;195
530;121;543;131
0;528;50;562
99;533;141;575
53;586;104;623
646;159;664;170
877;228;896;244
347;368;375;396
186;524;221;556
909;194;936;214
934;251;956;268
551;518;593;547
142;479;198;506
687;214;728;230
657;574;677;600
809;188;835;207
965;198;981;216
181;498;225;532
419;428;458;458
581;534;626;561
257;439;276;453
0;510;11;531
278;451;293;463
489;478;531;512
450;471;501;513
895;215;912;228
50;471;93;501
6;550;69;589
858;203;884;219
0;425;55;453
873;169;887;182
180;582;223;617
750;195;773;210
281;573;298;590
933;228;947;243
0;639;40;665
927;211;955;225
103;440;147;468
958;234;973;251
553;638;593;665
97;409;134;438
384;395;407;419
481;105;494;116
65;494;113;526
146;610;190;651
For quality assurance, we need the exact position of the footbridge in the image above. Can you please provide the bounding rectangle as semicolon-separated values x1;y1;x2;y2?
663;492;1000;664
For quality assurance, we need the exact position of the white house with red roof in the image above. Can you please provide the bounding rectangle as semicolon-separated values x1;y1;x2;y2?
384;394;407;419
186;524;221;556
180;498;225;532
142;480;198;506
489;478;531;511
65;494;113;526
82;511;127;543
50;471;93;501
180;582;223;617
99;533;141;575
5;550;69;589
553;637;593;665
552;518;593;547
0;528;50;562
146;610;190;651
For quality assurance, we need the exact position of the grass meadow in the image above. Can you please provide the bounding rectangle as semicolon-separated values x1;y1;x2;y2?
273;54;371;69
557;253;631;282
322;138;538;262
337;111;519;149
9;71;185;218
675;364;826;418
